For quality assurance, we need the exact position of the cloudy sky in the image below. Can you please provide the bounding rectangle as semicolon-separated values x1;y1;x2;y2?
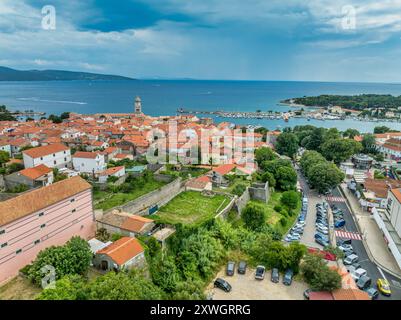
2;0;401;82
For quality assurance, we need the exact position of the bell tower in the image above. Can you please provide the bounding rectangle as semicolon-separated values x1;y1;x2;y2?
134;96;142;114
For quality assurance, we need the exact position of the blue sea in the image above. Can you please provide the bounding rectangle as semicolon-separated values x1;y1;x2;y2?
1;80;401;133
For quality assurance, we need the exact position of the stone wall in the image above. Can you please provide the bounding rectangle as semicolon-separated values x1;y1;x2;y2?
234;189;251;214
215;196;237;220
106;177;184;216
248;182;270;203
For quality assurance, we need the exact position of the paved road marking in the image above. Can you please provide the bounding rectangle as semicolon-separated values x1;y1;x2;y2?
335;230;363;241
325;196;346;203
377;267;387;281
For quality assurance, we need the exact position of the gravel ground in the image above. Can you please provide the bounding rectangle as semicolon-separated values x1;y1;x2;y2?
206;267;308;300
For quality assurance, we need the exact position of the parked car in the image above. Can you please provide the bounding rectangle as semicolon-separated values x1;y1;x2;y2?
377;279;391;296
317;228;328;235
214;278;232;292
338;244;353;252
238;261;247;275
271;268;280;283
351;262;361;270
315;238;329;247
351;268;367;282
283;269;294;286
335;219;346;228
226;261;235;276
357;275;372;290
316;223;328;230
337;238;352;246
365;287;379;300
255;266;266;280
315;233;329;242
343;249;355;257
343;254;359;265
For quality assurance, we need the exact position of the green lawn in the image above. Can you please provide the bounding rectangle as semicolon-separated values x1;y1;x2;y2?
94;180;167;211
152;191;230;226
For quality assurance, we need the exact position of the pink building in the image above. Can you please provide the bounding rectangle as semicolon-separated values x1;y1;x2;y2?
0;176;95;284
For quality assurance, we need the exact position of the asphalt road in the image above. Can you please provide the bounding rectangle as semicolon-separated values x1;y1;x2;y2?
330;188;401;300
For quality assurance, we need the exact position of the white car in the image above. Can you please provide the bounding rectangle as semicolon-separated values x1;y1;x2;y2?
316;223;328;230
339;244;353;252
317;227;328;235
350;268;367;282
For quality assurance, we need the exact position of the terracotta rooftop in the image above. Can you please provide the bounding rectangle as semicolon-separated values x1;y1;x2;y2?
19;164;52;180
0;176;91;227
332;289;370;300
363;178;401;199
213;164;237;175
99;166;125;176
97;237;144;265
73;151;100;159
121;215;154;233
391;188;401;204
23;143;69;158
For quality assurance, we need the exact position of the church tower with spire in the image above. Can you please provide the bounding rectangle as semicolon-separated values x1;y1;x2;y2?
134;96;142;114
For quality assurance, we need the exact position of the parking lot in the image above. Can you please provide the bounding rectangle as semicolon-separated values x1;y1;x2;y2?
206;267;308;300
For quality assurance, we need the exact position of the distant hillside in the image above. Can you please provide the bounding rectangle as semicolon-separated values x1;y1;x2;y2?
0;66;135;81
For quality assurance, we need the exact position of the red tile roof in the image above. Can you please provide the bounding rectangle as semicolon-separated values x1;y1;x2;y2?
19;164;52;180
99;166;125;176
97;237;144;265
23;143;69;158
121;215;154;233
73;151;99;159
213;164;237;175
0;176;91;227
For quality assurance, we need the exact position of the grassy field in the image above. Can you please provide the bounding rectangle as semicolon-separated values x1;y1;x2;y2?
152;191;231;225
0;276;41;300
94;180;167;211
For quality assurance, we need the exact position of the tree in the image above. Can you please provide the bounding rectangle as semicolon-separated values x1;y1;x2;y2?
150;254;181;293
362;134;377;154
301;254;341;291
303;127;326;151
263;159;292;177
60;112;71;120
281;191;299;210
321;139;363;164
255;147;276;165
48;114;63;123
241;202;267;232
374;126;391;134
260;171;276;188
0;150;10;165
275;166;297;191
89;270;164;300
308;162;345;194
27;237;92;285
343;128;360;138
275;133;299;158
0;105;16;121
37;275;89;300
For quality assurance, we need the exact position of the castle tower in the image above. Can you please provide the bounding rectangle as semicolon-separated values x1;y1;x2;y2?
134;96;142;114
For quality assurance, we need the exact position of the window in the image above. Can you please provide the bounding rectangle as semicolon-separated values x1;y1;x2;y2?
16;249;22;255
34;240;40;245
64;157;67;162
72;209;76;213
54;160;57;165
1;242;8;248
40;224;46;229
64;151;66;154
40;157;43;160
0;230;5;235
39;212;44;217
53;153;56;157
70;198;75;203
